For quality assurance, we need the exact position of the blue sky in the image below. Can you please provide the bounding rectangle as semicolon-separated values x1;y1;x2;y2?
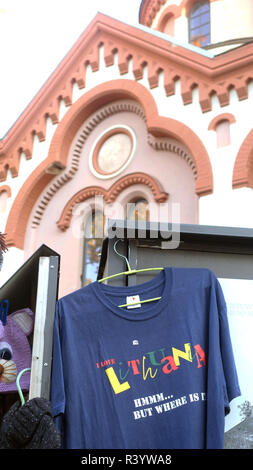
0;0;141;138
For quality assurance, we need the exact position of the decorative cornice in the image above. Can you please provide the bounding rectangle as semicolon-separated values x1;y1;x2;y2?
0;13;252;182
57;172;169;231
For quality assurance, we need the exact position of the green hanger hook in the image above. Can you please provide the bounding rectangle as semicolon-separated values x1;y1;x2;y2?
16;368;31;406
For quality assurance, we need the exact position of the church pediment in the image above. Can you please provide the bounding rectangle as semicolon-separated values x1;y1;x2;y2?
0;12;252;182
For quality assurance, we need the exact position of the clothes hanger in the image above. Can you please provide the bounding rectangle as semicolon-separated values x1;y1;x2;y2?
16;368;31;405
98;240;164;307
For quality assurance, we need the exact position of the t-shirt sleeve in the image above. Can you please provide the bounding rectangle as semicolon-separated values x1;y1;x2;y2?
50;301;66;432
215;278;241;415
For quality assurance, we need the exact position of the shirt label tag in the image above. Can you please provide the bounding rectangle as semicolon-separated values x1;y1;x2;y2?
126;295;141;309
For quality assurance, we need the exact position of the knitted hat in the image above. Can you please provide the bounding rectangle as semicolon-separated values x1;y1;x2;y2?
0;397;61;449
0;309;34;393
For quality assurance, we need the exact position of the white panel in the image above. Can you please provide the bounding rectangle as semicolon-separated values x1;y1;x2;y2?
29;256;50;399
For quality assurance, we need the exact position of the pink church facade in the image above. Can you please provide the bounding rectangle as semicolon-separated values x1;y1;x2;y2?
1;1;253;296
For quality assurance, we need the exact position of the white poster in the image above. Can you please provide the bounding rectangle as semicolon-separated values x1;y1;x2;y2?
219;278;253;444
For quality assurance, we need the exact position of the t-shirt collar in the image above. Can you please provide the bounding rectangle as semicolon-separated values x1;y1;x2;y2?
91;267;172;321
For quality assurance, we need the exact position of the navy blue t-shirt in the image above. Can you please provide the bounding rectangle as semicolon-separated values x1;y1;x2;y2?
50;267;240;449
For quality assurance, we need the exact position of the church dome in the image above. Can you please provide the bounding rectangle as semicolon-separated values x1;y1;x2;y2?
139;0;253;54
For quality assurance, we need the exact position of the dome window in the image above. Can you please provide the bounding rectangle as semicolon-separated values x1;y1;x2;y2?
189;1;210;47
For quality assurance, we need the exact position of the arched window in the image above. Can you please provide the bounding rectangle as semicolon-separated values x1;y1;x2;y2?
82;210;105;286
208;114;235;148
216;120;231;148
159;14;175;36
127;199;150;222
189;1;210;47
0;190;8;213
163;15;175;36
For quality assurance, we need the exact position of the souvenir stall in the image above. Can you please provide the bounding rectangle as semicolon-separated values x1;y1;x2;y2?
48;219;253;450
1;220;253;449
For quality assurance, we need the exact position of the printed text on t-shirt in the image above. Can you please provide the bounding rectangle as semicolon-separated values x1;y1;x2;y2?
95;341;206;395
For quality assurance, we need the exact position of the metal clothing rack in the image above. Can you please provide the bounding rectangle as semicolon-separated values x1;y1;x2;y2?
98;219;253;285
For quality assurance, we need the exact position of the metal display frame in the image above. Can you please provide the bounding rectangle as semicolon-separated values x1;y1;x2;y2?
0;244;60;401
98;219;253;284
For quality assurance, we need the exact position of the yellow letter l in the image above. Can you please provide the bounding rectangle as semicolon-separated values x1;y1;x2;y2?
105;367;131;394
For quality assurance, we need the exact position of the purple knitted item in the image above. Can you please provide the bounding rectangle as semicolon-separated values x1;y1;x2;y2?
0;308;34;393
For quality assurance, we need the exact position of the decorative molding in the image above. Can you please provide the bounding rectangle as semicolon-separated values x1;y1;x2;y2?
57;172;169;231
31;99;197;229
0;13;252;182
31;101;145;228
233;129;253;189
0;185;11;197
139;0;167;27
89;125;136;179
43;80;212;196
208;113;236;131
5;79;213;250
155;5;180;32
147;134;197;177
